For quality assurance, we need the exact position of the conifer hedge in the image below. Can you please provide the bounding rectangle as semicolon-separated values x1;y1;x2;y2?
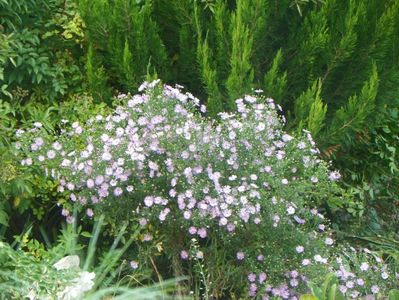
77;0;399;220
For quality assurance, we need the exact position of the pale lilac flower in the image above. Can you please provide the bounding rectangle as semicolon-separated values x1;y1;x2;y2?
86;179;95;189
61;159;71;167
294;216;305;224
47;150;56;159
256;122;266;131
113;187;123;196
258;272;267;283
226;223;235;232
95;175;104;185
86;208;94;217
196;251;204;259
325;237;334;246
371;285;379;294
248;273;256;282
183;211;191;219
282;134;293;142
328;171;341;181
302;259;311;266
139;218;147;226
356;278;364;286
346;281;354;289
350;291;360;299
130;261;139;269
52;142;62;150
143;234;152;241
188;226;197;235
144;196;154;207
236;251;245;260
296;246;304;253
290;279;298;287
264;166;272;173
75;126;83;134
248;283;257;297
360;262;369;271
339;285;347;294
197;228;207;239
16;129;25;137
381;272;389;279
180;250;189;260
102;152;112;161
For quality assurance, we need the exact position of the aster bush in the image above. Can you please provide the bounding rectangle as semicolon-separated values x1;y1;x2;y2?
14;80;396;298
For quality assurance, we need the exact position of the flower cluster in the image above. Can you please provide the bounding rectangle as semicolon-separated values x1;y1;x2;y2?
329;247;397;299
15;81;394;298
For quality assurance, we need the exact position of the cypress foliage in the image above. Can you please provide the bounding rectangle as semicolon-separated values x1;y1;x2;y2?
194;4;223;117
78;0;168;95
77;0;399;181
85;44;111;104
327;63;379;148
225;0;254;108
263;49;287;103
294;79;327;137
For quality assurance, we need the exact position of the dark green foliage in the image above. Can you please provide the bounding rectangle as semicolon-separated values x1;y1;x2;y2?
263;49;287;103
78;0;169;95
0;0;84;102
85;44;112;104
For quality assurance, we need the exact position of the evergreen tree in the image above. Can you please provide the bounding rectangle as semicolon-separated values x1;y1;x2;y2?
77;0;399;209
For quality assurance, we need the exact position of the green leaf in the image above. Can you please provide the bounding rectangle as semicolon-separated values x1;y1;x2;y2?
300;295;319;300
81;231;92;238
37;73;43;83
389;289;399;300
0;209;9;226
308;282;323;299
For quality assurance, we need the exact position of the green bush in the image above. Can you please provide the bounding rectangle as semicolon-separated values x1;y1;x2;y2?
0;0;84;102
15;81;397;298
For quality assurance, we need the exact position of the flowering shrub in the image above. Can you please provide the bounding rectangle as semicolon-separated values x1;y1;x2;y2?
14;80;395;298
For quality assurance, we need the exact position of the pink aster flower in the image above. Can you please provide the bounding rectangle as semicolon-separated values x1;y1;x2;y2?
236;251;245;260
86;208;94;218
130;260;139;269
296;246;304;253
197;228;207;239
248;273;256;282
180;250;189;260
186;227;195;235
258;272;267;283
